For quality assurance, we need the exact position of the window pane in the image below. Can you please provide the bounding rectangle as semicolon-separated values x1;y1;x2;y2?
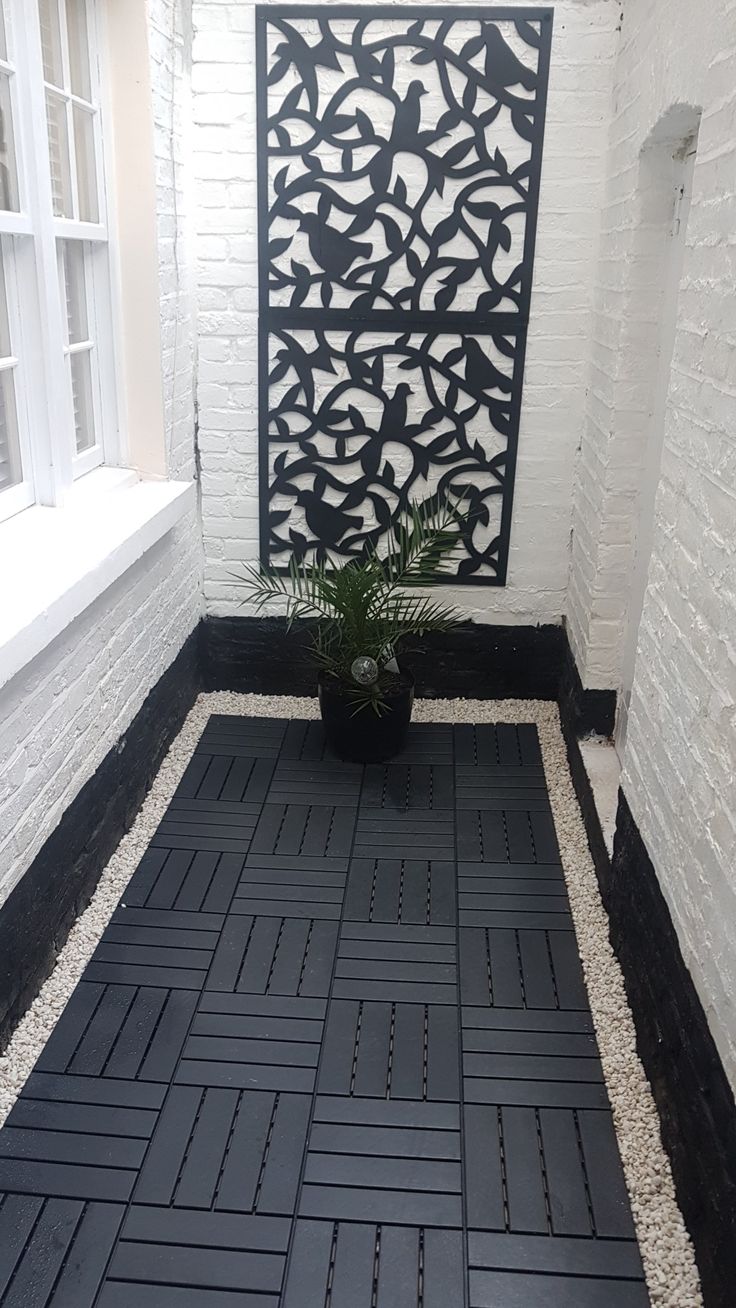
38;0;64;88
0;73;19;212
0;368;21;490
0;243;11;358
73;103;97;222
45;90;72;216
66;0;91;101
61;240;88;342
70;348;94;452
0;4;7;62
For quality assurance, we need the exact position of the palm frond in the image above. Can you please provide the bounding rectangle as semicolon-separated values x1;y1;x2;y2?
380;496;464;589
228;495;469;699
378;592;461;636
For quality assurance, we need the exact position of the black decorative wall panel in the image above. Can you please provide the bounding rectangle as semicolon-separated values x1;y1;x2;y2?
257;6;552;584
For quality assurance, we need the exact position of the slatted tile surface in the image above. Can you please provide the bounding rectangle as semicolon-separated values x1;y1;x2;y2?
0;717;650;1307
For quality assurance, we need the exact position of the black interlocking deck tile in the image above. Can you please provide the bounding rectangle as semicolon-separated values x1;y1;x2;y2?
33;985;197;1083
205;915;338;996
345;858;456;925
283;1219;465;1308
251;801;357;859
110;1210;290;1305
318;1000;459;1100
232;859;347;919
458;806;561;863
0;1073;160;1207
460;925;589;1009
265;759;363;806
0;716;649;1306
135;1083;310;1215
177;996;324;1094
353;811;455;860
392;725;455;764
0;1196;125;1307
298;1095;464;1228
456;767;551;811
200;714;287;752
361;762;455;810
121;848;244;914
333;923;458;1005
454;722;543;768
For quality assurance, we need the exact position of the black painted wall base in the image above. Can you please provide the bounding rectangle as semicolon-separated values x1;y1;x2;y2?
582;789;735;1308
558;705;611;887
0;632;199;1052
559;631;616;738
200;615;568;701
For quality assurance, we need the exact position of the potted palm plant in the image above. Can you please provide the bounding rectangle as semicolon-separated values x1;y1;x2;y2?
233;498;466;761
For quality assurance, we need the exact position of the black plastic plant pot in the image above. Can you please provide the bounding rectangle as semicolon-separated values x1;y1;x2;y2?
318;672;415;763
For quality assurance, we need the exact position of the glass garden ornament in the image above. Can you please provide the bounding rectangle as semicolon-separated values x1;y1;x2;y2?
351;655;379;686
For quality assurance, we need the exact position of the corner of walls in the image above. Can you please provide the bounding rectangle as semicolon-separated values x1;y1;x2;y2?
559;627;617;739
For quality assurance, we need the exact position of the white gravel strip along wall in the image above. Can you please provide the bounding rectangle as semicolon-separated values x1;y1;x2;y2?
0;693;702;1308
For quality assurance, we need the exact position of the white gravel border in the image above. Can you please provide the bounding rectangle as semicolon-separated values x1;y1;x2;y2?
0;692;702;1308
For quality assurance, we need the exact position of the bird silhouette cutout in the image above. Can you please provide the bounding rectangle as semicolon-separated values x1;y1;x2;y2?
463;338;512;394
483;26;537;92
369;81;431;194
390;81;428;150
296;486;363;543
299;213;372;281
378;382;414;438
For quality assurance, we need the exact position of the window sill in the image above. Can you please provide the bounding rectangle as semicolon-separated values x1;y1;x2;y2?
0;470;196;692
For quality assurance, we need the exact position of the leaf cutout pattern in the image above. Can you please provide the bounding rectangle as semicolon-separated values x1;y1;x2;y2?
258;9;552;585
266;328;521;580
263;12;550;314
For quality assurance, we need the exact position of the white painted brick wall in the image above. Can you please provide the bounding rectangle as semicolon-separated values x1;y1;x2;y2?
0;0;202;905
193;0;619;624
568;0;736;1087
0;520;201;904
148;0;198;481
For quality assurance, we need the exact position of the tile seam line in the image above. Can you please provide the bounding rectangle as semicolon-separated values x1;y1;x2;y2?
275;738;367;1306
83;712;267;1306
452;722;471;1308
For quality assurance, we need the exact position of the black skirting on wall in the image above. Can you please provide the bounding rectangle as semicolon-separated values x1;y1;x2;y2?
603;795;736;1308
561;734;736;1308
0;632;200;1052
558;633;616;739
202;615;616;737
201;614;577;703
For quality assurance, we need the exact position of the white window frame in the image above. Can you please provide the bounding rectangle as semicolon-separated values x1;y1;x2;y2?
0;0;121;523
0;234;35;519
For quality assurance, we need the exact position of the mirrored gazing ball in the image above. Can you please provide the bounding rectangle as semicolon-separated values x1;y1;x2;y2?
351;655;379;686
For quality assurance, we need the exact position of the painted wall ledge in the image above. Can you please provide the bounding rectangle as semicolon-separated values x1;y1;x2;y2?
0;470;196;692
